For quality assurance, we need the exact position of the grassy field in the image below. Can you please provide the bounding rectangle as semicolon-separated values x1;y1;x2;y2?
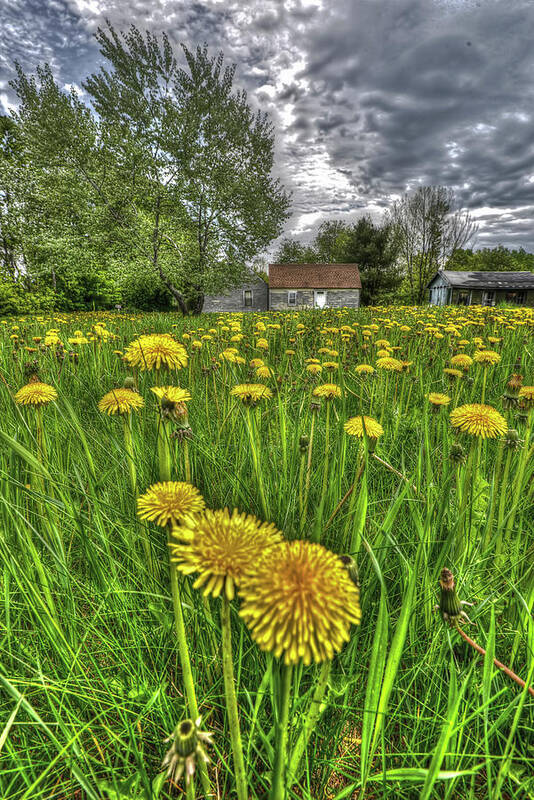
0;304;533;800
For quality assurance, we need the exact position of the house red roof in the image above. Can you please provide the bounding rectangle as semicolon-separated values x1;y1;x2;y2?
269;263;362;289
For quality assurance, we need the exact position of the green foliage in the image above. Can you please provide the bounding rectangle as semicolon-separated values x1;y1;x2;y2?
0;276;56;315
0;306;532;799
274;217;402;304
388;186;477;303
10;26;290;313
447;245;534;272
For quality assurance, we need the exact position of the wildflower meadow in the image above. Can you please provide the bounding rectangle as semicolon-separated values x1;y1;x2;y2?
0;304;533;800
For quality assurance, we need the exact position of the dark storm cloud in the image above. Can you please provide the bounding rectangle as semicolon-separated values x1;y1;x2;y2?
1;0;534;249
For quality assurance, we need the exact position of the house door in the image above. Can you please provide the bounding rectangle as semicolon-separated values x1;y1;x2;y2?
314;290;327;308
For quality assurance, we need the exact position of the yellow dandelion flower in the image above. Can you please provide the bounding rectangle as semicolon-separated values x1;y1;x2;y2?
14;381;58;407
239;540;361;665
518;386;534;407
473;350;501;366
230;383;273;405
322;361;339;370
376;349;391;358
355;364;375;375
449;404;507;439
151;386;192;404
376;356;403;372
312;383;342;400
444;368;463;379
427;392;451;406
450;354;473;370
256;338;269;350
137;482;205;527
44;333;62;347
171;508;283;601
98;388;144;415
344;415;384;439
124;334;188;371
256;365;274;379
306;364;322;375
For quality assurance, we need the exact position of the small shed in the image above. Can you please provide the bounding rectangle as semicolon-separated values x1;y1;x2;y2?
202;274;269;313
268;263;361;309
427;270;534;306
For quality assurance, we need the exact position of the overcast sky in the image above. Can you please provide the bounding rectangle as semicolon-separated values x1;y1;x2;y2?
2;0;534;251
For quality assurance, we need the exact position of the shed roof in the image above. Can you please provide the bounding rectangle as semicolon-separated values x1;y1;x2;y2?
269;263;362;289
428;270;534;290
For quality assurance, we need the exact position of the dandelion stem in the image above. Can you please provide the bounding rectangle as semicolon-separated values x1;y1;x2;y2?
167;530;211;797
321;401;331;498
124;414;154;575
496;447;513;561
287;661;331;785
221;597;248;800
158;418;172;482
505;408;532;539
455;624;534;698
270;663;293;800
123;413;137;497
186;777;195;800
301;413;316;532
183;437;191;483
245;406;269;519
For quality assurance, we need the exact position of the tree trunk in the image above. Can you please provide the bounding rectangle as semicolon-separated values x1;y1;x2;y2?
187;287;204;315
157;264;189;315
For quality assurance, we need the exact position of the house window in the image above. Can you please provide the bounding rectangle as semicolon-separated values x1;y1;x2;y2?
287;290;297;306
457;290;471;306
482;290;495;306
243;289;253;307
504;291;525;305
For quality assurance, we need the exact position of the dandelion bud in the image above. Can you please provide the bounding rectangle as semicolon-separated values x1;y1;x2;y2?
172;425;193;442
339;555;360;588
449;442;466;465
162;717;213;786
502;391;519;410
23;360;40;382
161;395;174;412
174;719;198;758
439;568;462;622
123;376;135;390
506;373;523;394
504;428;522;449
299;434;309;453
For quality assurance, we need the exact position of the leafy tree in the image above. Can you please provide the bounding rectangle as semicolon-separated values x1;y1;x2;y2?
11;25;290;313
0;116;24;280
274;217;401;304
388;186;477;303
332;218;401;305
447;245;534;273
274;237;318;263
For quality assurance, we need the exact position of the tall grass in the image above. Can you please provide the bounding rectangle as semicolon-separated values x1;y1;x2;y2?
0;304;532;799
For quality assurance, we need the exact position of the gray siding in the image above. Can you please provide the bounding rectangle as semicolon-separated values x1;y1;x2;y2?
269;289;313;310
269;288;360;310
327;289;360;308
203;279;269;313
448;288;534;307
428;276;451;305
